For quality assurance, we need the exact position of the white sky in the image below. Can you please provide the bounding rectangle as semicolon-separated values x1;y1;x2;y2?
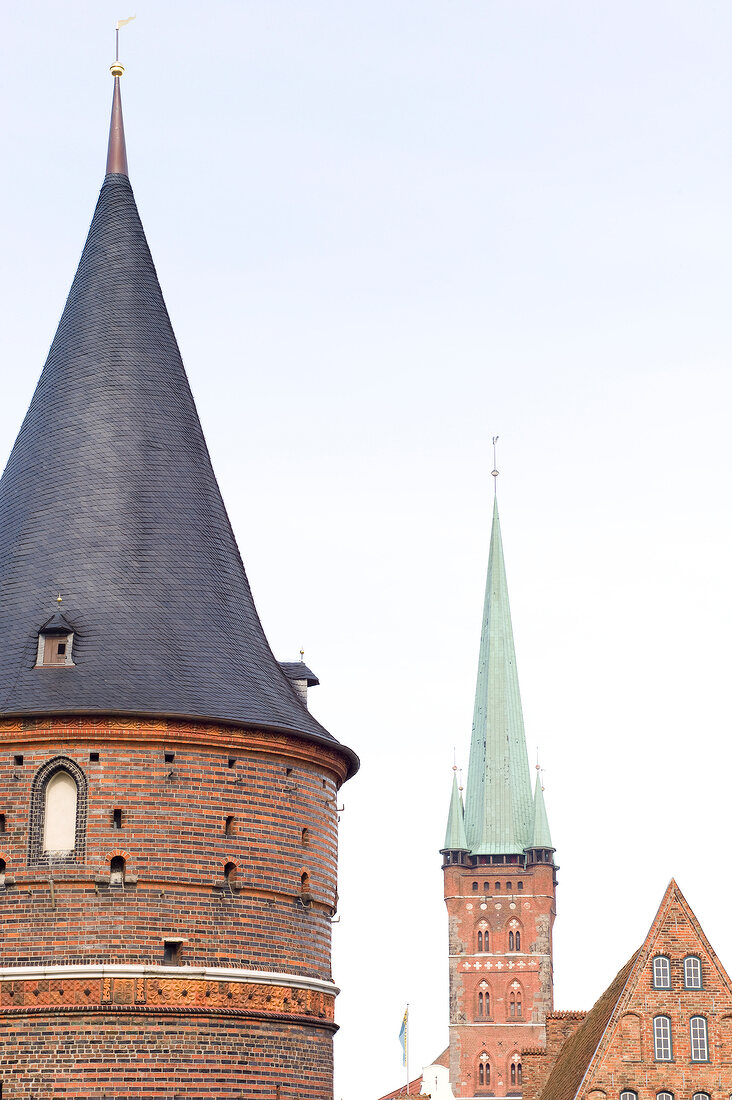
2;4;732;1099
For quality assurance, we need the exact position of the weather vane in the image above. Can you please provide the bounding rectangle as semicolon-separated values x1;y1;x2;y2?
115;15;136;65
491;435;499;491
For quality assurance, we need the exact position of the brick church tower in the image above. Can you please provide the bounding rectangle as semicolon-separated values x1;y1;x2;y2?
441;497;557;1098
0;63;357;1098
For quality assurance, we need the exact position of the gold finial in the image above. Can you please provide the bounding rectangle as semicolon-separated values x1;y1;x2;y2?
299;648;305;662
56;593;63;604
111;15;136;75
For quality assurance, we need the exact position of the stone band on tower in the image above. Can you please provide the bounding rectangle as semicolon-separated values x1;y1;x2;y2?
0;61;356;1098
441;498;556;1098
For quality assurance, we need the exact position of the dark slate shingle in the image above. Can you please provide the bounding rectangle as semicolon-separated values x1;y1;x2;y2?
0;172;357;776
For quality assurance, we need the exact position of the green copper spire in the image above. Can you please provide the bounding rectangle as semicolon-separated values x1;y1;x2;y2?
531;771;553;849
463;497;534;854
443;770;469;851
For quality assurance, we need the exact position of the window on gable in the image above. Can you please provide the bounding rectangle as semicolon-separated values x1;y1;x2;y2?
690;1017;708;1061
35;614;75;668
692;1095;710;1100
620;1093;638;1100
653;1016;672;1061
657;1092;674;1100
652;955;671;988
684;956;702;989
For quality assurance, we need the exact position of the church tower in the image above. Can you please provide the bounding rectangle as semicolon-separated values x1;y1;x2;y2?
0;62;356;1098
441;497;556;1098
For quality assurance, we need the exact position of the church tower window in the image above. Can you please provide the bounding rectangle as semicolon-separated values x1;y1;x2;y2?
109;856;125;886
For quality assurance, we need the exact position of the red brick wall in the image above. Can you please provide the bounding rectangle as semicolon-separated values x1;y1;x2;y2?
574;890;732;1100
0;716;350;1097
0;1011;333;1098
443;858;556;1097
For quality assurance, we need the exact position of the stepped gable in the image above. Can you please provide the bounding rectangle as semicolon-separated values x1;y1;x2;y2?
0;89;357;775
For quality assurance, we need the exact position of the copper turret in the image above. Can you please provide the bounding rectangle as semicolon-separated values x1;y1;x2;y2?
106;62;128;176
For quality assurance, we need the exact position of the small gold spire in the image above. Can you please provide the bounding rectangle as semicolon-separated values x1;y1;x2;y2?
110;61;125;78
56;593;63;604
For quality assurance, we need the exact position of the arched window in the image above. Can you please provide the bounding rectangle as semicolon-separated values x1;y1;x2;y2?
494;881;501;891
477;930;483;951
653;1016;672;1061
43;771;77;853
109;856;125;886
684;956;702;989
516;931;521;951
478;1058;490;1087
690;1017;708;1061
511;1063;516;1085
506;881;512;891
508;931;515;950
29;758;87;865
620;1093;638;1100
518;881;524;891
472;881;478;892
224;861;237;884
517;1063;522;1085
478;991;484;1017
653;956;671;988
692;1094;710;1100
657;1092;674;1100
509;990;522;1017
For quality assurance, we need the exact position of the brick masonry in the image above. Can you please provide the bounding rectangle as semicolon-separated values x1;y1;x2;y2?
0;716;350;1097
443;856;557;1097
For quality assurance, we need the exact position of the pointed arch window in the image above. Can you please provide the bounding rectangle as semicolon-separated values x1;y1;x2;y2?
509;990;522;1017
477;1055;490;1088
28;758;87;865
510;1060;522;1086
508;931;514;950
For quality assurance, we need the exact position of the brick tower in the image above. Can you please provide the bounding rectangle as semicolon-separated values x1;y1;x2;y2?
441;497;557;1098
0;62;357;1098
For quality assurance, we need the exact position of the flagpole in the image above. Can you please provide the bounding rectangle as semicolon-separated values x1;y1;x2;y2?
406;1004;410;1095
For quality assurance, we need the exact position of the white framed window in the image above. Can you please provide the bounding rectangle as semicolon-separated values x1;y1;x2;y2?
620;1092;638;1100
690;1017;708;1061
653;1015;673;1061
653;956;671;988
657;1092;674;1100
692;1094;710;1100
684;956;702;989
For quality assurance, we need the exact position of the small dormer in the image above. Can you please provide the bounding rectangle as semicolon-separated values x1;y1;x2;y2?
279;659;320;708
35;613;75;668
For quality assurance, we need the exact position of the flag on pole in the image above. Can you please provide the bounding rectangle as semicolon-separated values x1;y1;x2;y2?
116;15;136;30
398;1006;408;1067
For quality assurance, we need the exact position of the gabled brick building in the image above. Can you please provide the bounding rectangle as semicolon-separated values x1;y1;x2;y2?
523;880;732;1100
0;59;356;1097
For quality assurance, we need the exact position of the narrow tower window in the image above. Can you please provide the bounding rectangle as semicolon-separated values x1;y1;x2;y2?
653;1015;673;1061
163;941;182;965
225;815;235;836
43;770;77;853
478;991;484;1017
112;808;122;829
508;931;514;950
515;931;521;951
0;814;6;834
109;856;125;886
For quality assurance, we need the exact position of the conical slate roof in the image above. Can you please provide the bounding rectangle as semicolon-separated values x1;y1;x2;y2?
0;76;357;775
463;497;535;854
